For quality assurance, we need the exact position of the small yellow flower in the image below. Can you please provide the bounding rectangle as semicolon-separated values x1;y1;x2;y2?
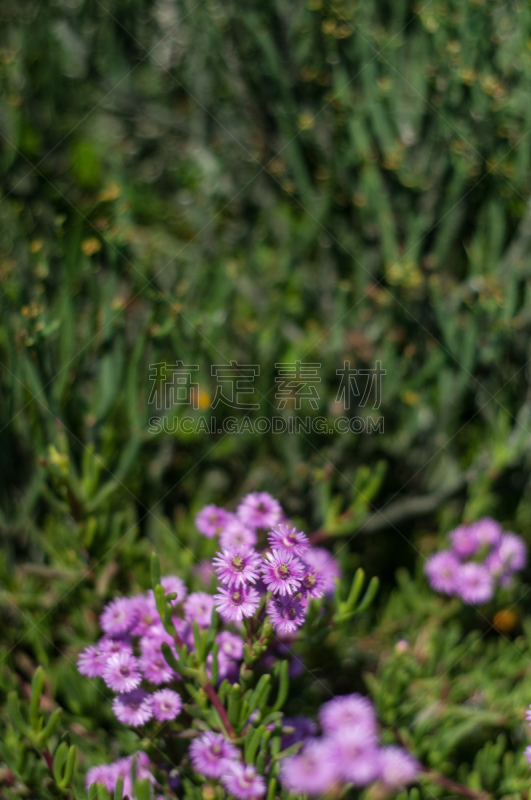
98;182;122;202
297;112;315;131
82;237;102;256
402;391;419;406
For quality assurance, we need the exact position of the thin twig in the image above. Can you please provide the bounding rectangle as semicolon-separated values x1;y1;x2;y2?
423;771;491;800
203;682;236;739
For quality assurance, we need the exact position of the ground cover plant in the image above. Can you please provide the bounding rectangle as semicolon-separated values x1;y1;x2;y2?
2;0;531;797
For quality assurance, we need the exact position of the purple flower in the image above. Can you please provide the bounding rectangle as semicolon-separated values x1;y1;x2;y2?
152;689;182;721
220;518;258;549
332;726;380;785
160;575;188;604
261;549;304;595
424;550;461;595
88;754;153;797
237;492;283;531
280;739;339;796
268;524;309;556
319;693;377;736
112;689;153;726
196;505;232;538
456;562;494;604
77;644;107;678
172;617;195;649
102;652;142;693
525;744;531;766
100;597;136;636
99;638;133;659
449;524;479;559
85;763;116;792
213;547;262;588
139;629;175;656
301;547;341;596
221;762;266;799
492;533;527;575
208;651;240;683
189;732;239;778
140;652;178;685
130;594;163;637
282;716;318;749
216;631;244;661
183;592;215;628
267;594;306;633
378;746;420;787
214;586;260;622
300;566;325;599
471;517;502;549
193;559;217;586
113;753;153;797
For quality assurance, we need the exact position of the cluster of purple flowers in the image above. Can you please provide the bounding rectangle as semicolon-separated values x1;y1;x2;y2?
189;732;266;798
80;493;420;799
85;753;158;797
201;492;340;634
280;694;419;795
424;517;527;604
78;575;188;733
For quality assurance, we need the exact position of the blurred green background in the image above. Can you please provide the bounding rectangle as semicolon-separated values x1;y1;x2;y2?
3;0;531;795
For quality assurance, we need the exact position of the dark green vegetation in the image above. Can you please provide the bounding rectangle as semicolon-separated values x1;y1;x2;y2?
2;0;531;796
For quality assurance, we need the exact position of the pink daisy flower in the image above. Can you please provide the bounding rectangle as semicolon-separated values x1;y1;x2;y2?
130;594;163;637
189;732;239;778
378;746;420;788
213;547;262;588
220;518;257;549
491;532;527;574
192;559;217;586
85;763;116;793
151;689;182;721
98;638;133;659
196;505;232;538
301;547;341;596
449;524;479;559
183;592;215;628
237;492;283;531
280;739;339;796
424;550;460;595
300;566;325;598
267;594;306;633
102;652;142;693
139;652;178;685
261;548;304;595
160;575;188;604
319;693;377;736
332;726;380;785
77;644;107;678
456;562;493;604
471;517;502;549
221;763;266;799
214;586;260;622
112;689;153;726
100;597;136;636
268;523;309;556
216;631;244;661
